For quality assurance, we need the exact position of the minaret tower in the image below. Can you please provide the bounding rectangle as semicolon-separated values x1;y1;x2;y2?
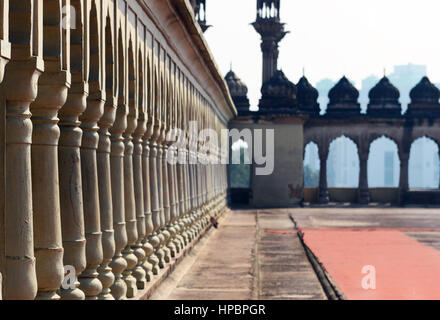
191;0;211;33
252;0;288;83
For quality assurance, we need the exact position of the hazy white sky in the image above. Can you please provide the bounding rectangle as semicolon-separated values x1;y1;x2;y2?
204;0;440;108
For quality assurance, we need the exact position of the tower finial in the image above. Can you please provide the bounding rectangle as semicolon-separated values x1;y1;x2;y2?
253;0;288;84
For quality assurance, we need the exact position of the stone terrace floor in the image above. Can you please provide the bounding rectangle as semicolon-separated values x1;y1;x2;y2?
150;207;440;300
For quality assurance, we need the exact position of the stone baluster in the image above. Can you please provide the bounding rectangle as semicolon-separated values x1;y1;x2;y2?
165;63;177;259
141;50;155;280
1;0;44;300
142;112;155;281
122;57;139;298
147;48;162;274
108;92;128;299
149;128;161;275
174;114;185;252
78;82;105;299
162;140;172;263
96;65;117;299
58;0;87;300
58;78;88;300
132;61;148;289
30;0;72;299
318;144;329;204
77;3;106;299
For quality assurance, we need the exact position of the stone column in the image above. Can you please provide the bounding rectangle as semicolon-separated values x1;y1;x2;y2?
149;137;161;275
399;151;409;204
58;80;87;300
2;58;41;300
122;95;139;297
318;145;329;204
78;85;105;299
96;94;117;300
30;57;70;300
162;142;172;263
155;128;166;268
1;0;44;299
30;0;72;297
58;0;87;299
142;122;154;281
358;150;370;205
108;96;128;300
132;109;148;289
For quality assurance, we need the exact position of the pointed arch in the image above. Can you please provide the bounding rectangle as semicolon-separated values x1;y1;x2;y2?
117;27;125;101
368;136;400;187
409;137;439;189
88;1;100;86
327;135;360;187
138;46;144;117
70;0;85;81
304;142;319;187
104;14;115;99
127;38;136;115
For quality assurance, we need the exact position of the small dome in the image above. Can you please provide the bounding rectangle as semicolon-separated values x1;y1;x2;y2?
369;76;400;104
297;76;319;105
225;70;248;98
410;76;440;104
258;70;298;114
261;70;297;99
297;76;319;116
328;76;359;105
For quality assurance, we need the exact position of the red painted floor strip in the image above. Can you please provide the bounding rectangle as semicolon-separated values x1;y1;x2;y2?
301;228;440;300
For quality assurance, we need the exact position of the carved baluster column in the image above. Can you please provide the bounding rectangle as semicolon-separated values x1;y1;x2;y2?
30;0;72;299
78;83;105;300
149;115;161;275
142;109;155;281
1;0;43;299
122;60;139;298
77;2;106;299
162;135;172;264
165;63;177;259
58;79;87;300
108;93;128;300
318;144;329;204
141;46;155;281
58;0;87;300
96;92;117;300
178;80;189;247
171;82;183;253
132;68;148;289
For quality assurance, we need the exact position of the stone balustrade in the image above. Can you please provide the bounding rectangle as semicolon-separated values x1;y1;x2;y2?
0;0;235;300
